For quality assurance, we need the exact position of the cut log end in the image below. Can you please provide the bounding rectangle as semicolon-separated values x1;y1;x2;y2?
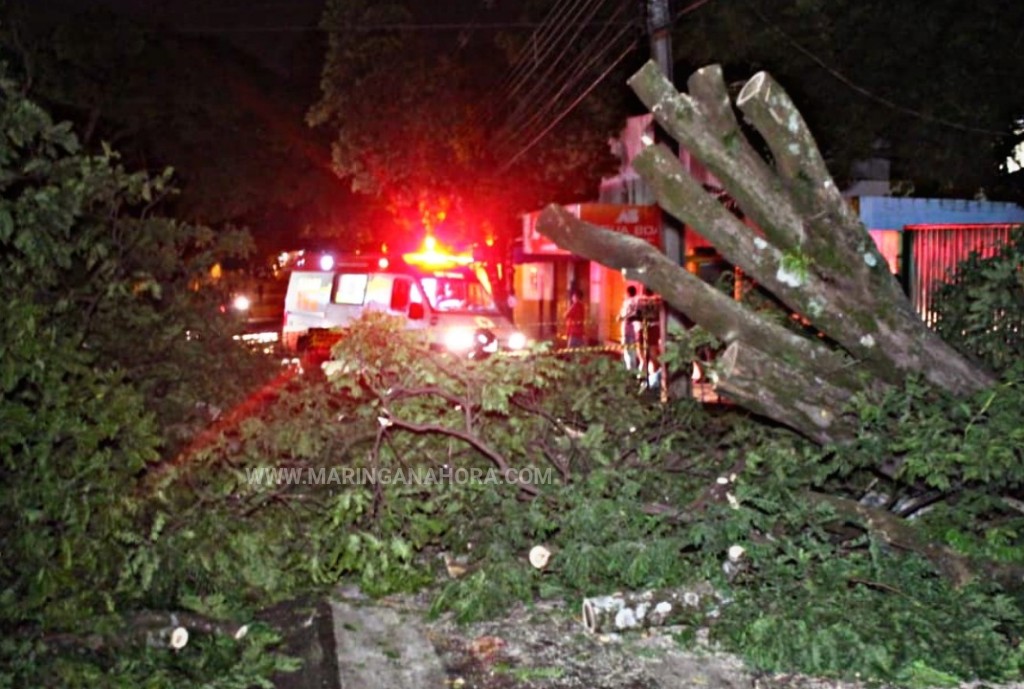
582;597;600;634
737;71;767;106
170;626;189;649
529;545;552;570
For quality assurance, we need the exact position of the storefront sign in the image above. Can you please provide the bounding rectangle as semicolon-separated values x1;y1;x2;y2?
523;204;662;255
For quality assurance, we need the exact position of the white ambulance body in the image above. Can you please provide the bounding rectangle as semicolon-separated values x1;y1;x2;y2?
282;251;527;356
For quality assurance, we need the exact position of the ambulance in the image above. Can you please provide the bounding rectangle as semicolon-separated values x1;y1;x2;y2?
281;240;528;357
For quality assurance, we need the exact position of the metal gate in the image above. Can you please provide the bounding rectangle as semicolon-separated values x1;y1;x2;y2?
903;223;1018;326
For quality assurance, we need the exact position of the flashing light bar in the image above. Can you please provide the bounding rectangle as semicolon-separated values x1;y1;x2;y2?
402;235;474;268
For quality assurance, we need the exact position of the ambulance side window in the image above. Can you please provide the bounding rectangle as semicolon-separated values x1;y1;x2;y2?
365;274;394;310
290;273;333;313
334;273;368;305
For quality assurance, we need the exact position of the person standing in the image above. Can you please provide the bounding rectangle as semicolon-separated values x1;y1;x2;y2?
638;287;662;388
617;285;640;370
564;289;586;349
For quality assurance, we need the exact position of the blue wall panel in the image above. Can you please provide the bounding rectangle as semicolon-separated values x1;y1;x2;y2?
858;197;1024;231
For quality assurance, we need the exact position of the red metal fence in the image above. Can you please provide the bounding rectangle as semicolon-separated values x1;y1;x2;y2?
903;223;1019;326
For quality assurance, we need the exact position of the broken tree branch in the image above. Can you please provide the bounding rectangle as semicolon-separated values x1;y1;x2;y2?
808;491;976;587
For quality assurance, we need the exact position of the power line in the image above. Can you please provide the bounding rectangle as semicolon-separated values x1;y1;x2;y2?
496;0;616;135
497;4;639;165
674;0;715;20
184;2;324;16
493;0;577;99
496;8;635;157
497;0;623;124
498;0;602;108
500;35;639;171
495;0;637;155
485;1;632;131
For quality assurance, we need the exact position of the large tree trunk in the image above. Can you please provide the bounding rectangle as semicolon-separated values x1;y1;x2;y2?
535;61;994;442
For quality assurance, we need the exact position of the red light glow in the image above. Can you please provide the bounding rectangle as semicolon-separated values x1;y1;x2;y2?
403;235;474;269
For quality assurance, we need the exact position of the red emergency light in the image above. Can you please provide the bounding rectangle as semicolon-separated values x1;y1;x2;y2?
402;235;474;269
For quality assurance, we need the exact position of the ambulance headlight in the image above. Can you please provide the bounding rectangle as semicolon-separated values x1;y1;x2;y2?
507;331;527;350
232;294;251;312
443;327;476;352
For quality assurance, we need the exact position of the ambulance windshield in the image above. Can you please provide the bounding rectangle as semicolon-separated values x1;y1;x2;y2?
420;271;497;313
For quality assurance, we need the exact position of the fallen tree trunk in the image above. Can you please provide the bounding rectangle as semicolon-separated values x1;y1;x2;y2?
535;205;854;385
631;62;991;396
715;341;861;444
535;205;872;446
582;582;720;634
535;61;995;442
39;611;250;653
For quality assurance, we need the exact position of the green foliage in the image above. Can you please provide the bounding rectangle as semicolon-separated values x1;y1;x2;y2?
4;92;1022;689
329;298;1020;684
107;301;1024;686
0;71;281;685
726;550;1024;683
932;226;1024;374
155;312;685;604
2;624;298;689
429;478;702;623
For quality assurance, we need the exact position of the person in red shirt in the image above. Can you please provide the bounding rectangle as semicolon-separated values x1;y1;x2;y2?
564;289;586;348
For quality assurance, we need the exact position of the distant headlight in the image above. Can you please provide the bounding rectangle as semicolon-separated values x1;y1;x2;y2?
507;331;527;350
443;327;476;352
232;295;251;312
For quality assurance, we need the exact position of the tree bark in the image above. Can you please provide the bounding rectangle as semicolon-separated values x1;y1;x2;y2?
536;203;875;438
39;611;250;653
535;61;996;442
715;341;861;444
807;491;972;586
536;204;850;382
626;60;993;397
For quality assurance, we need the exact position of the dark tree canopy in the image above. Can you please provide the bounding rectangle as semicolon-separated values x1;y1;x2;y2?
309;0;1024;237
0;3;357;254
674;0;1024;201
309;0;632;248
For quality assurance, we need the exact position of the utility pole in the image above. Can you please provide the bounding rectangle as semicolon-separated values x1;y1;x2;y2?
646;0;674;85
644;0;680;266
644;0;684;401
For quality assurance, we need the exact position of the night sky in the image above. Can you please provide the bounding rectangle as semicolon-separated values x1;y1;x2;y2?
49;0;523;74
43;0;326;73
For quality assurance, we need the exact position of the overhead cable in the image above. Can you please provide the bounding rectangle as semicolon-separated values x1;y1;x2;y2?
498;0;606;108
496;1;636;157
499;36;638;171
